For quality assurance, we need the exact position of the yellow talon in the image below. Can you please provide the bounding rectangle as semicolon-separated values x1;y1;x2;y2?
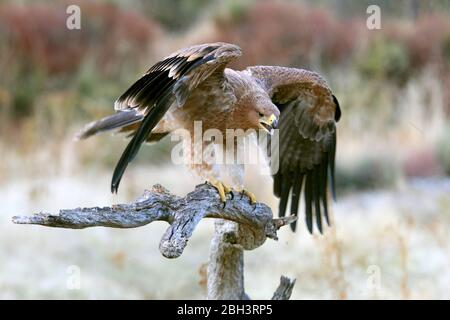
242;189;257;205
209;179;232;203
222;183;232;194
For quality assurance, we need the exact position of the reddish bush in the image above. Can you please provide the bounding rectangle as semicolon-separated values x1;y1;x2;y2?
403;149;442;177
376;14;450;71
212;1;360;69
78;1;161;74
0;1;160;76
211;1;450;80
405;15;450;69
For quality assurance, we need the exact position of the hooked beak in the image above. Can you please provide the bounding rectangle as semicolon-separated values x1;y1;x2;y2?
258;114;278;135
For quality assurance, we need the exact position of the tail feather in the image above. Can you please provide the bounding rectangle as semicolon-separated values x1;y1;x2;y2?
75;111;143;140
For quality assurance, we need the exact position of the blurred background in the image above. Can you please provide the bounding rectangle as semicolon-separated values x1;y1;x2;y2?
1;0;450;299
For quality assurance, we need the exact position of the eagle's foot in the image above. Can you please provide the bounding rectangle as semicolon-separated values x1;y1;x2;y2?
240;189;257;205
208;179;233;203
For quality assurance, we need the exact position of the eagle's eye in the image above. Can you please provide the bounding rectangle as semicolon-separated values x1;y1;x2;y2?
258;112;264;117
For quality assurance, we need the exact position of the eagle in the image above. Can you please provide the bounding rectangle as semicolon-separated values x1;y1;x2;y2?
77;42;341;233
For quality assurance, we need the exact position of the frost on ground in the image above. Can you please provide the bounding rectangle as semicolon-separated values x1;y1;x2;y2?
1;167;449;299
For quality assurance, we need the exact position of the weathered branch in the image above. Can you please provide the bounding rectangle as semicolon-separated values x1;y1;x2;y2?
272;276;296;300
12;183;296;299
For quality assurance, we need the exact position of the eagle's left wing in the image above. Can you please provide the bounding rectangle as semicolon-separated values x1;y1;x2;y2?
247;66;341;233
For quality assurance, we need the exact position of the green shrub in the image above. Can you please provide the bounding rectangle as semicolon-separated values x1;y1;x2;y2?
139;0;211;31
10;69;45;120
443;34;450;68
357;38;411;84
436;125;450;176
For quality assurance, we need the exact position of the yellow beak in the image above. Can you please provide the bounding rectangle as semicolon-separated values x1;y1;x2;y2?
258;114;278;135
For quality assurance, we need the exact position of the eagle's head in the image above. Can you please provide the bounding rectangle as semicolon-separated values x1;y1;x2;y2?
247;92;279;135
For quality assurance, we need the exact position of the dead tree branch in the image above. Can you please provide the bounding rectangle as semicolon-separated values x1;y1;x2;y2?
12;183;296;299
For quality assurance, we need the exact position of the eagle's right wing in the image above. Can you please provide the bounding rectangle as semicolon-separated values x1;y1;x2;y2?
248;66;341;233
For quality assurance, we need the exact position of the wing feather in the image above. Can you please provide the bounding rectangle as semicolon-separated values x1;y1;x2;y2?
249;66;341;233
289;171;303;232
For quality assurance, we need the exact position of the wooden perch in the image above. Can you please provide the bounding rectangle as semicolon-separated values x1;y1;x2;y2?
12;183;297;300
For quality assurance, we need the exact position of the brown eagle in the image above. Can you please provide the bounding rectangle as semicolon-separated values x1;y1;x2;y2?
77;42;341;233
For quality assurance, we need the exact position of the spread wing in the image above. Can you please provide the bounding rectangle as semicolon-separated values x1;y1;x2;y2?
111;42;241;192
247;66;341;233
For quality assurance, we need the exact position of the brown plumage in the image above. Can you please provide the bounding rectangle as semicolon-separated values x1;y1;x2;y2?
76;42;341;234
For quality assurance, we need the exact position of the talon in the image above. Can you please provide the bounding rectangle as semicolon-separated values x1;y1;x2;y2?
222;183;232;194
241;189;257;205
208;179;233;203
